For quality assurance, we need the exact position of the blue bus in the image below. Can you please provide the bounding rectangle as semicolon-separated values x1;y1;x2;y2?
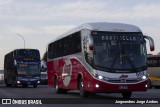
4;49;41;88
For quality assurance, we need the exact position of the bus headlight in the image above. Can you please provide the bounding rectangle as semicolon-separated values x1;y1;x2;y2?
93;69;103;80
92;70;109;81
95;84;99;88
37;81;40;84
17;81;21;84
145;84;148;88
142;75;147;80
98;75;103;80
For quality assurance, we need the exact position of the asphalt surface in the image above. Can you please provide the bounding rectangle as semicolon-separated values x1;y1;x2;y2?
0;84;160;107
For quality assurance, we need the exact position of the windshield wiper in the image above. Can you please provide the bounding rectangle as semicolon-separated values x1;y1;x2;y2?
121;45;136;71
110;51;121;71
110;42;136;71
94;64;114;71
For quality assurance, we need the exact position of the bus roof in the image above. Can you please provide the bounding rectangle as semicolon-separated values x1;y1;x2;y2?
49;22;142;44
15;49;39;51
5;49;39;56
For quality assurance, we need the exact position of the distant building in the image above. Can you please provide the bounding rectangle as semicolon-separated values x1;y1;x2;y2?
0;70;4;74
0;70;4;81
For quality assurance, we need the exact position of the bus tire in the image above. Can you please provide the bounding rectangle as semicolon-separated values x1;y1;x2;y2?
62;89;68;94
54;77;68;94
14;84;17;88
148;79;153;89
22;84;28;88
5;79;12;87
122;92;132;99
6;84;12;87
154;86;160;89
79;77;89;98
55;77;62;94
33;84;37;88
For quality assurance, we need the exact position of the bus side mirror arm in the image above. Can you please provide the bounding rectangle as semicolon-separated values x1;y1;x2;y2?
144;35;155;51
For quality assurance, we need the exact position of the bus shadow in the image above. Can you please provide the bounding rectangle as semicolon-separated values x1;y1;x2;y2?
0;83;42;89
66;91;123;99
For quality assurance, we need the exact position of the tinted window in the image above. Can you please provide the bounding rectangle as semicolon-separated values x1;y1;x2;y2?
48;32;81;59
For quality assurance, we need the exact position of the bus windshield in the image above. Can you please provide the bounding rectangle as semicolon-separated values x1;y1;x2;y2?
92;31;147;71
17;49;40;60
18;64;40;75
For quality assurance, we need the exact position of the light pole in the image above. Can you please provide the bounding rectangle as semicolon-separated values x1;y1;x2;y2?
17;34;25;48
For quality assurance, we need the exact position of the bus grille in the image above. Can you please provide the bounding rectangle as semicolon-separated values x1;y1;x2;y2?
107;80;141;83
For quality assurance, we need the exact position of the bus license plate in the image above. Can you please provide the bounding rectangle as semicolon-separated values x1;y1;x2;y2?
119;85;128;89
27;82;31;84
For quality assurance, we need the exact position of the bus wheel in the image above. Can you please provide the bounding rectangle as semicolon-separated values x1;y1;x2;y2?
61;89;68;94
6;84;12;87
55;77;61;94
122;92;132;99
33;84;37;88
154;86;160;89
22;84;28;88
148;79;153;89
5;80;12;87
54;77;68;94
14;84;17;88
79;78;89;98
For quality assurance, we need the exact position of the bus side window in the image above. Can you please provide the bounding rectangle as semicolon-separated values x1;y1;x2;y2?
74;32;81;53
48;44;52;59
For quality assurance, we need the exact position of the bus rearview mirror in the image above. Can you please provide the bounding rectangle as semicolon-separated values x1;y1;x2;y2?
14;60;17;66
89;45;93;50
144;35;155;51
88;35;94;50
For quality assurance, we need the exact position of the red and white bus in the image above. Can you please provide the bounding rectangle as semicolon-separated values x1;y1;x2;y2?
47;22;154;98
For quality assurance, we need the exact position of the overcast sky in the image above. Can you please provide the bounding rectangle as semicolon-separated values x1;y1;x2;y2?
0;0;160;69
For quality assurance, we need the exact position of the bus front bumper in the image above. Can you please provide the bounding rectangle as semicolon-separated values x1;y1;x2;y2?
16;79;40;85
85;79;148;93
